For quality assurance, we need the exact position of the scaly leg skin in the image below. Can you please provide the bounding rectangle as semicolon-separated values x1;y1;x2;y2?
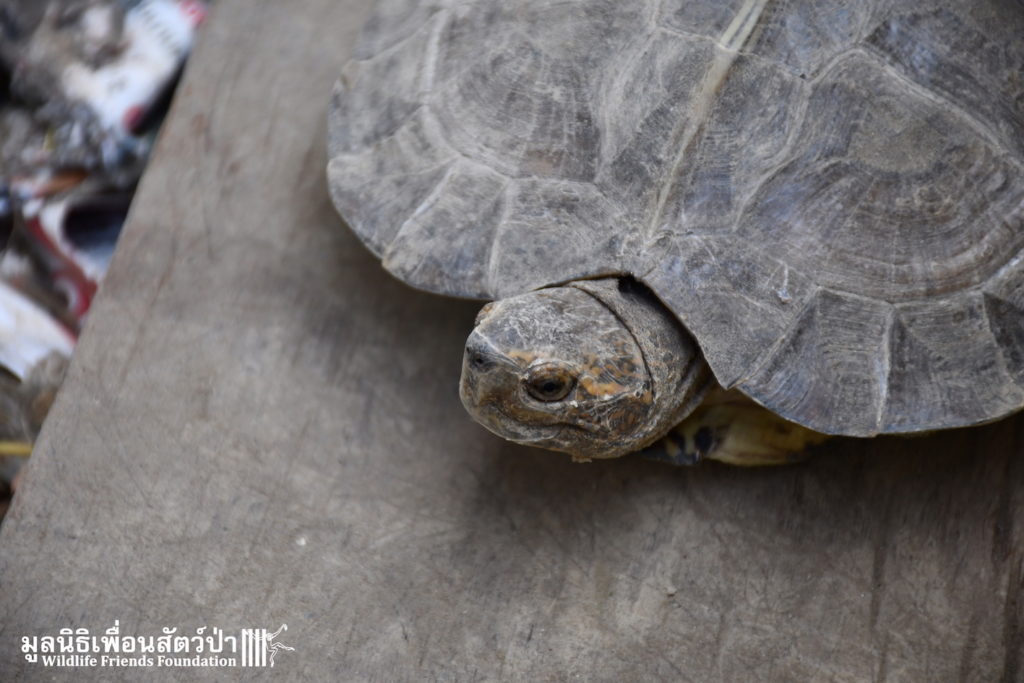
640;388;829;467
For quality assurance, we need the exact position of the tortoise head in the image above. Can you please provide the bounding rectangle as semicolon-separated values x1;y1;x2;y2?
460;279;710;460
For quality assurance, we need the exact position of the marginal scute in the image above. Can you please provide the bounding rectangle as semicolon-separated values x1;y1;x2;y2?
983;293;1024;387
984;254;1024;385
882;295;1024;432
327;107;456;255
738;289;892;436
383;160;506;298
330;10;447;156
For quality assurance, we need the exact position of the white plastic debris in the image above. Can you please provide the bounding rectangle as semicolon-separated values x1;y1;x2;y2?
61;0;208;138
0;278;74;381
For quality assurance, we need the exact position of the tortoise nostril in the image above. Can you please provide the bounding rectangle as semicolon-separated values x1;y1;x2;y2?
467;347;493;371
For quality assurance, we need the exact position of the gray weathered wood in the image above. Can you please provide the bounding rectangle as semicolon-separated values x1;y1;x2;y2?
0;0;1021;680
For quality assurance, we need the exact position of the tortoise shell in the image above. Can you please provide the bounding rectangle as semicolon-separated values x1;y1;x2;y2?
327;0;1024;436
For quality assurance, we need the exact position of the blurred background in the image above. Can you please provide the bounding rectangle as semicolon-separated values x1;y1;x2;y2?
0;0;208;519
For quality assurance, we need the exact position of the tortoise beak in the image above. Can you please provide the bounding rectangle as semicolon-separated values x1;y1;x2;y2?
459;330;515;410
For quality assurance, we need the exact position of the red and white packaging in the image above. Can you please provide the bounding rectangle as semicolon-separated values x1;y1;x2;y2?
61;0;209;137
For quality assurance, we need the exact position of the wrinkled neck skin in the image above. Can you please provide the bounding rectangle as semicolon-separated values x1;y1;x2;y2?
460;278;712;460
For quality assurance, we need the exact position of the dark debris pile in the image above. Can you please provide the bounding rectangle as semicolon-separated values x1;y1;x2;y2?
0;0;207;517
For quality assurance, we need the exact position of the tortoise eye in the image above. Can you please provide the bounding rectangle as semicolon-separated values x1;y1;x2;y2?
525;364;576;402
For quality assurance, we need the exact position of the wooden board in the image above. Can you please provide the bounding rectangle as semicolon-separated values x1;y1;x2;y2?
0;0;1021;679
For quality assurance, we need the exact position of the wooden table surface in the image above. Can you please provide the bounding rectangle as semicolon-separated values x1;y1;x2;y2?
0;0;1021;680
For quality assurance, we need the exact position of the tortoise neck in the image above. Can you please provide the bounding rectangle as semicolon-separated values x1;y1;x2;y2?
567;277;713;448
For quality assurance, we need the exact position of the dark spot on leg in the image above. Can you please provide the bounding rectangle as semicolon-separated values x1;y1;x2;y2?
694;426;714;455
682;450;701;465
637;432;701;466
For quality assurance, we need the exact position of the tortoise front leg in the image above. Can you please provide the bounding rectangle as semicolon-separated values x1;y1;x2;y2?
641;388;829;467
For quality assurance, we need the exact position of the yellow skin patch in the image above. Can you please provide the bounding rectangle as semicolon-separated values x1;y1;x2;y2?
578;376;629;398
659;388;829;466
505;349;539;365
577;344;651;401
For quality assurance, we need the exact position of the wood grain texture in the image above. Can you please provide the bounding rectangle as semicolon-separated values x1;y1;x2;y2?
0;0;1022;680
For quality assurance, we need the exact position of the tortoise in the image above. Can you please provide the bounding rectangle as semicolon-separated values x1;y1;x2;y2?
326;0;1024;465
